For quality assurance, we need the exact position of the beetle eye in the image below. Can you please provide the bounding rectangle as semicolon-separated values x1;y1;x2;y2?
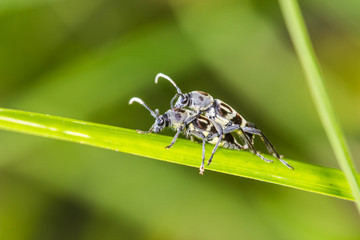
180;95;188;104
157;117;164;126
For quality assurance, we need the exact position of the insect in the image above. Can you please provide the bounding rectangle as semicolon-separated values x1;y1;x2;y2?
129;97;258;174
155;73;293;170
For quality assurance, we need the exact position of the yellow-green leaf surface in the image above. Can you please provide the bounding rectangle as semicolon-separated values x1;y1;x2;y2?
0;107;358;201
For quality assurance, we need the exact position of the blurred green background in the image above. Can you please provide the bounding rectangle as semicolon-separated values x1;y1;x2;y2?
1;0;360;239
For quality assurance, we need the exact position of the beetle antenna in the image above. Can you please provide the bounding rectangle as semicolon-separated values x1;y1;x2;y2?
129;97;157;119
155;109;160;117
170;93;179;109
155;73;182;94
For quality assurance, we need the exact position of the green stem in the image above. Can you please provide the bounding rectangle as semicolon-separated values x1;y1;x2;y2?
0;107;359;201
278;0;360;213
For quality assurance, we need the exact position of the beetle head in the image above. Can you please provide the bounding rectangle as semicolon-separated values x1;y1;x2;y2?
129;97;168;133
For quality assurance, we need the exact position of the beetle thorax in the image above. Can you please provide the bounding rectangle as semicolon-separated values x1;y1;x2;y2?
166;109;190;129
189;91;214;111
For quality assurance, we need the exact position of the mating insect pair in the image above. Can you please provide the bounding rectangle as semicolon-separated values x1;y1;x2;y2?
129;73;293;174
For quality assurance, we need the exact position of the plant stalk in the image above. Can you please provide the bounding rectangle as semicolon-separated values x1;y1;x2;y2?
278;0;360;214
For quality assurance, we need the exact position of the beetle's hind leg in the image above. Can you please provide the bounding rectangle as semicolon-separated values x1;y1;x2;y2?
242;126;277;156
242;125;293;170
234;126;273;164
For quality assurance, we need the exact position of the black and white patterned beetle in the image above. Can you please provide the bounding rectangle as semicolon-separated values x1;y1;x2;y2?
129;97;269;174
155;73;293;170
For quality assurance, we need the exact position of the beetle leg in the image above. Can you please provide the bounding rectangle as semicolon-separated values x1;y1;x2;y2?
237;127;274;164
207;133;223;166
222;124;240;134
136;125;154;134
200;135;206;175
165;127;182;149
242;126;293;169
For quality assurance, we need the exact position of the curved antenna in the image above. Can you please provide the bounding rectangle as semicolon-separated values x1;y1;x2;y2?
170;93;179;109
129;97;157;119
155;73;182;94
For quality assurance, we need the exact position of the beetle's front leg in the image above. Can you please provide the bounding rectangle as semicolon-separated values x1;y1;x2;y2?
136;125;154;134
165;127;182;149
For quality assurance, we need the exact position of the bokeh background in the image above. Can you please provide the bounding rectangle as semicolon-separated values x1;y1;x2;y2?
1;0;360;239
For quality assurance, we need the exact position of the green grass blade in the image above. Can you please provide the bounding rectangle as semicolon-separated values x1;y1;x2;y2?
278;0;360;212
0;107;358;201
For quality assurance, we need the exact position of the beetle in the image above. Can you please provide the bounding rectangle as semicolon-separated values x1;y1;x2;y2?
129;97;270;174
155;73;293;169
